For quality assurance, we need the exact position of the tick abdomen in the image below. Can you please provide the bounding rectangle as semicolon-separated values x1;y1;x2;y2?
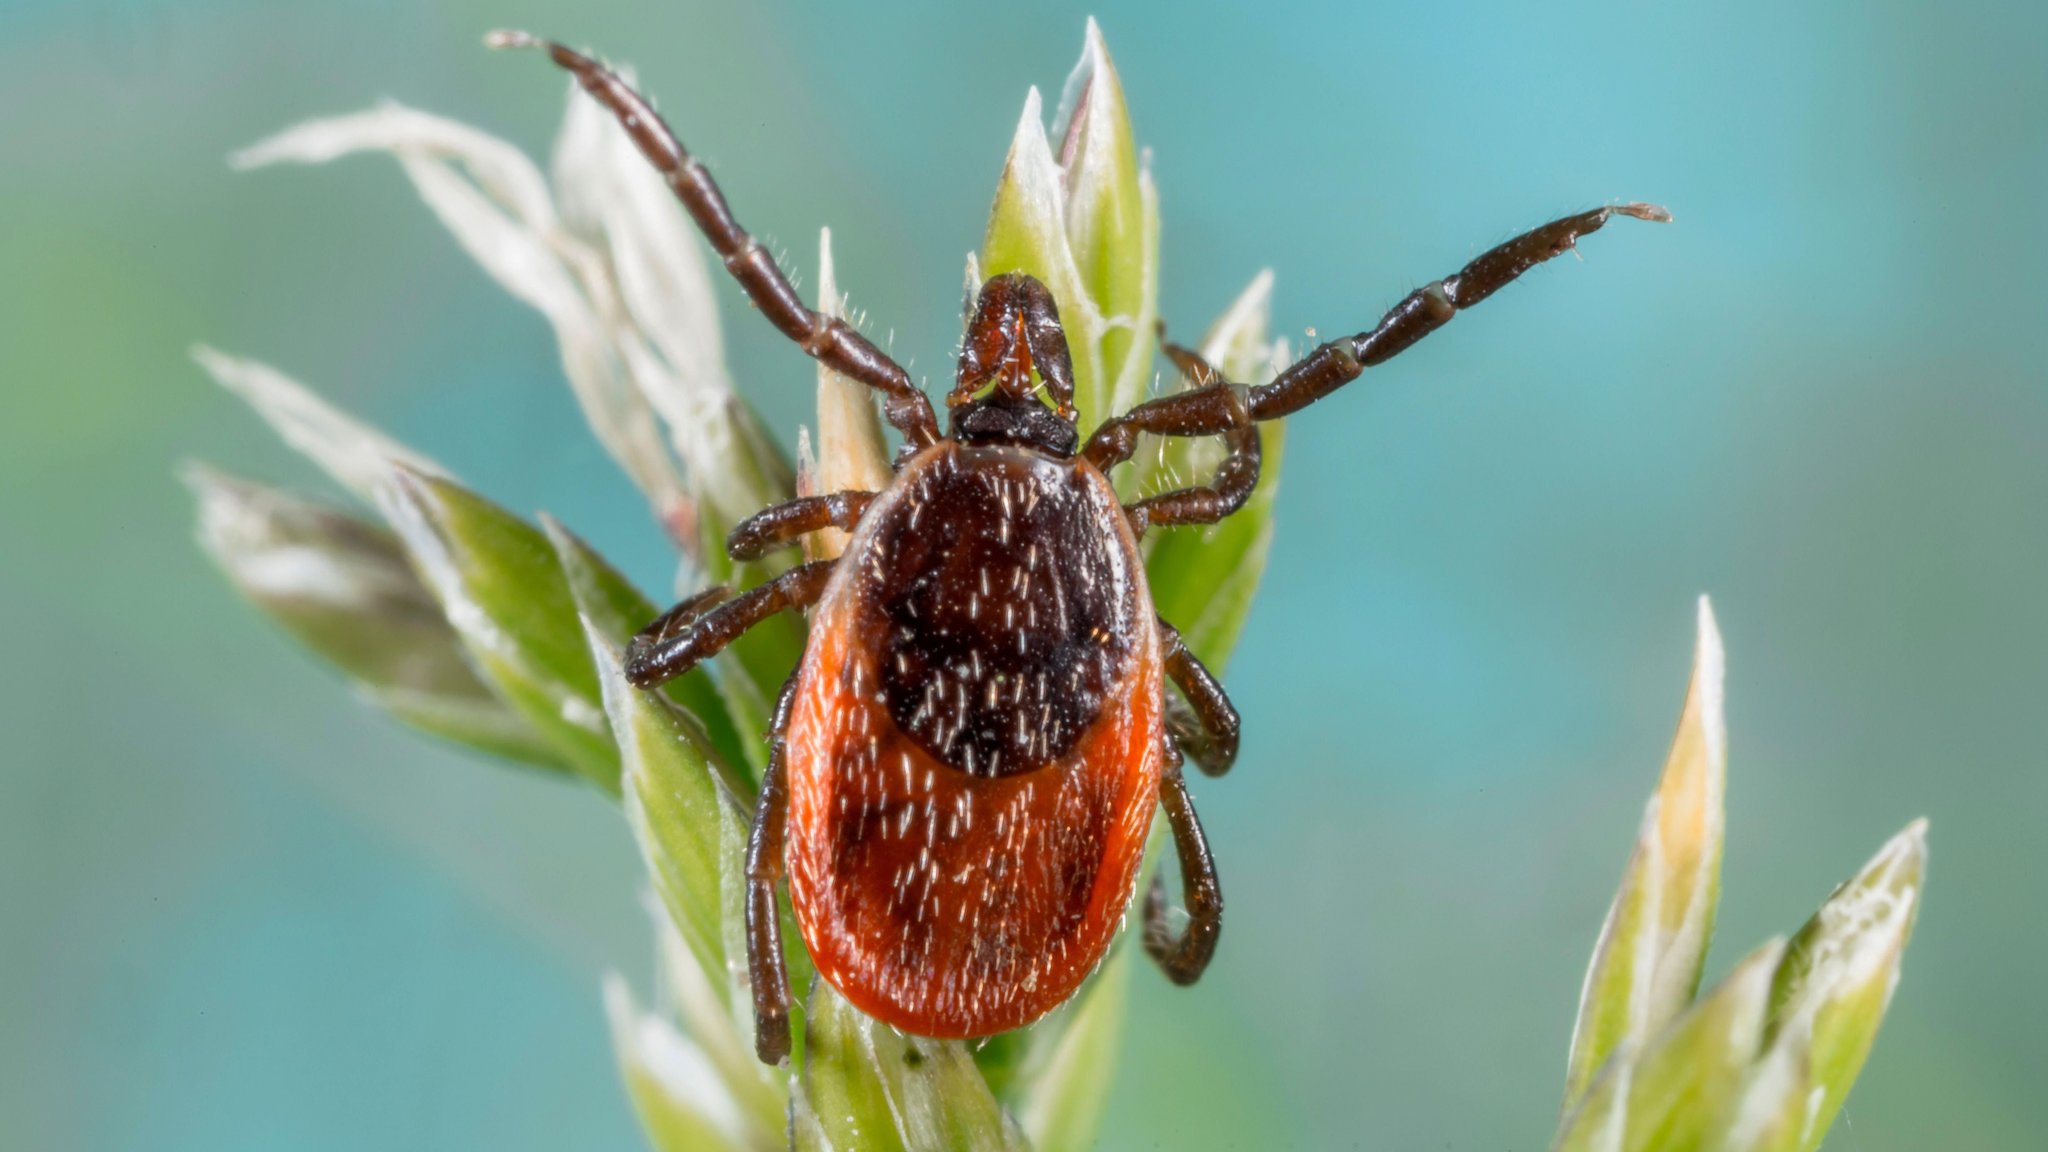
784;442;1164;1037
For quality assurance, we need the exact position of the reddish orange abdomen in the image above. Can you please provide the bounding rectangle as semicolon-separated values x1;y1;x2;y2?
782;442;1163;1037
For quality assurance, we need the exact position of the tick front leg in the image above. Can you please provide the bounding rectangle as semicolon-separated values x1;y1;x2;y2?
1247;203;1670;422
1120;334;1262;534
725;491;876;561
488;32;942;448
625;584;732;674
1143;766;1223;985
625;561;836;688
745;673;801;1064
1081;380;1250;473
1160;619;1240;776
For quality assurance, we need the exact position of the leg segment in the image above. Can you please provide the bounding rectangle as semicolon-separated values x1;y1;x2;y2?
625;583;732;672
625;560;836;687
726;491;875;561
1143;766;1223;985
1087;205;1669;467
1247;204;1669;422
1125;338;1260;532
489;32;941;448
744;673;801;1064
1159;619;1239;776
1081;379;1250;473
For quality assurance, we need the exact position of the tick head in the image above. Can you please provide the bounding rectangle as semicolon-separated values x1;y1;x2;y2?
952;273;1076;420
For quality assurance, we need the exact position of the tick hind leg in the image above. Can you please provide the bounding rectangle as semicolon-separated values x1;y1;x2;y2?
1143;766;1223;985
1160;619;1239;777
744;673;802;1064
626;560;836;688
490;32;941;449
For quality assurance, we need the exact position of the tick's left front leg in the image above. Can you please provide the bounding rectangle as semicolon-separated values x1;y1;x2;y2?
625;560;836;688
725;491;876;560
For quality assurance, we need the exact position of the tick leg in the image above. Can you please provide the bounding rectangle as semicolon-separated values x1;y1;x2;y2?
489;32;942;449
1246;204;1670;422
744;672;800;1064
1087;205;1669;470
1082;379;1250;473
1143;766;1223;985
1119;333;1262;534
625;560;836;688
625;584;732;673
1159;619;1239;777
726;491;876;561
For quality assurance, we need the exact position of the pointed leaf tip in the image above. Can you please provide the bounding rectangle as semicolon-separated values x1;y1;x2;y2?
1563;599;1729;1115
377;467;620;792
1767;820;1927;1152
1140;268;1288;672
195;346;448;507
603;974;751;1152
187;463;562;769
809;227;892;562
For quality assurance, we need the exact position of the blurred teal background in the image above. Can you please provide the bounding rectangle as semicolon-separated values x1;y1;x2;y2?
4;0;2044;1147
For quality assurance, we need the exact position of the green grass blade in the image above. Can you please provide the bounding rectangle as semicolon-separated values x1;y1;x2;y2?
604;975;757;1152
544;514;755;777
980;83;1108;432
1052;17;1151;429
378;467;620;792
1716;1029;1811;1152
1141;271;1287;670
1766;820;1927;1152
1565;599;1728;1113
185;463;563;770
588;619;746;996
1620;940;1783;1152
794;981;1027;1152
1011;933;1134;1152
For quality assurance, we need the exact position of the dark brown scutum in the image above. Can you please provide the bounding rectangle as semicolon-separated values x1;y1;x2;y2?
853;444;1139;778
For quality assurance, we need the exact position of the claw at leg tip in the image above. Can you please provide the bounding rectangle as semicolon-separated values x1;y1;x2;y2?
1617;201;1674;223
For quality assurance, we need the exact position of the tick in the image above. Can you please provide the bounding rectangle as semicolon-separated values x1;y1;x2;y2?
494;31;1667;1064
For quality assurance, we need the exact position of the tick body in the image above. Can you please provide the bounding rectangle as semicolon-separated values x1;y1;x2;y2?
496;30;1667;1064
787;441;1160;1037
